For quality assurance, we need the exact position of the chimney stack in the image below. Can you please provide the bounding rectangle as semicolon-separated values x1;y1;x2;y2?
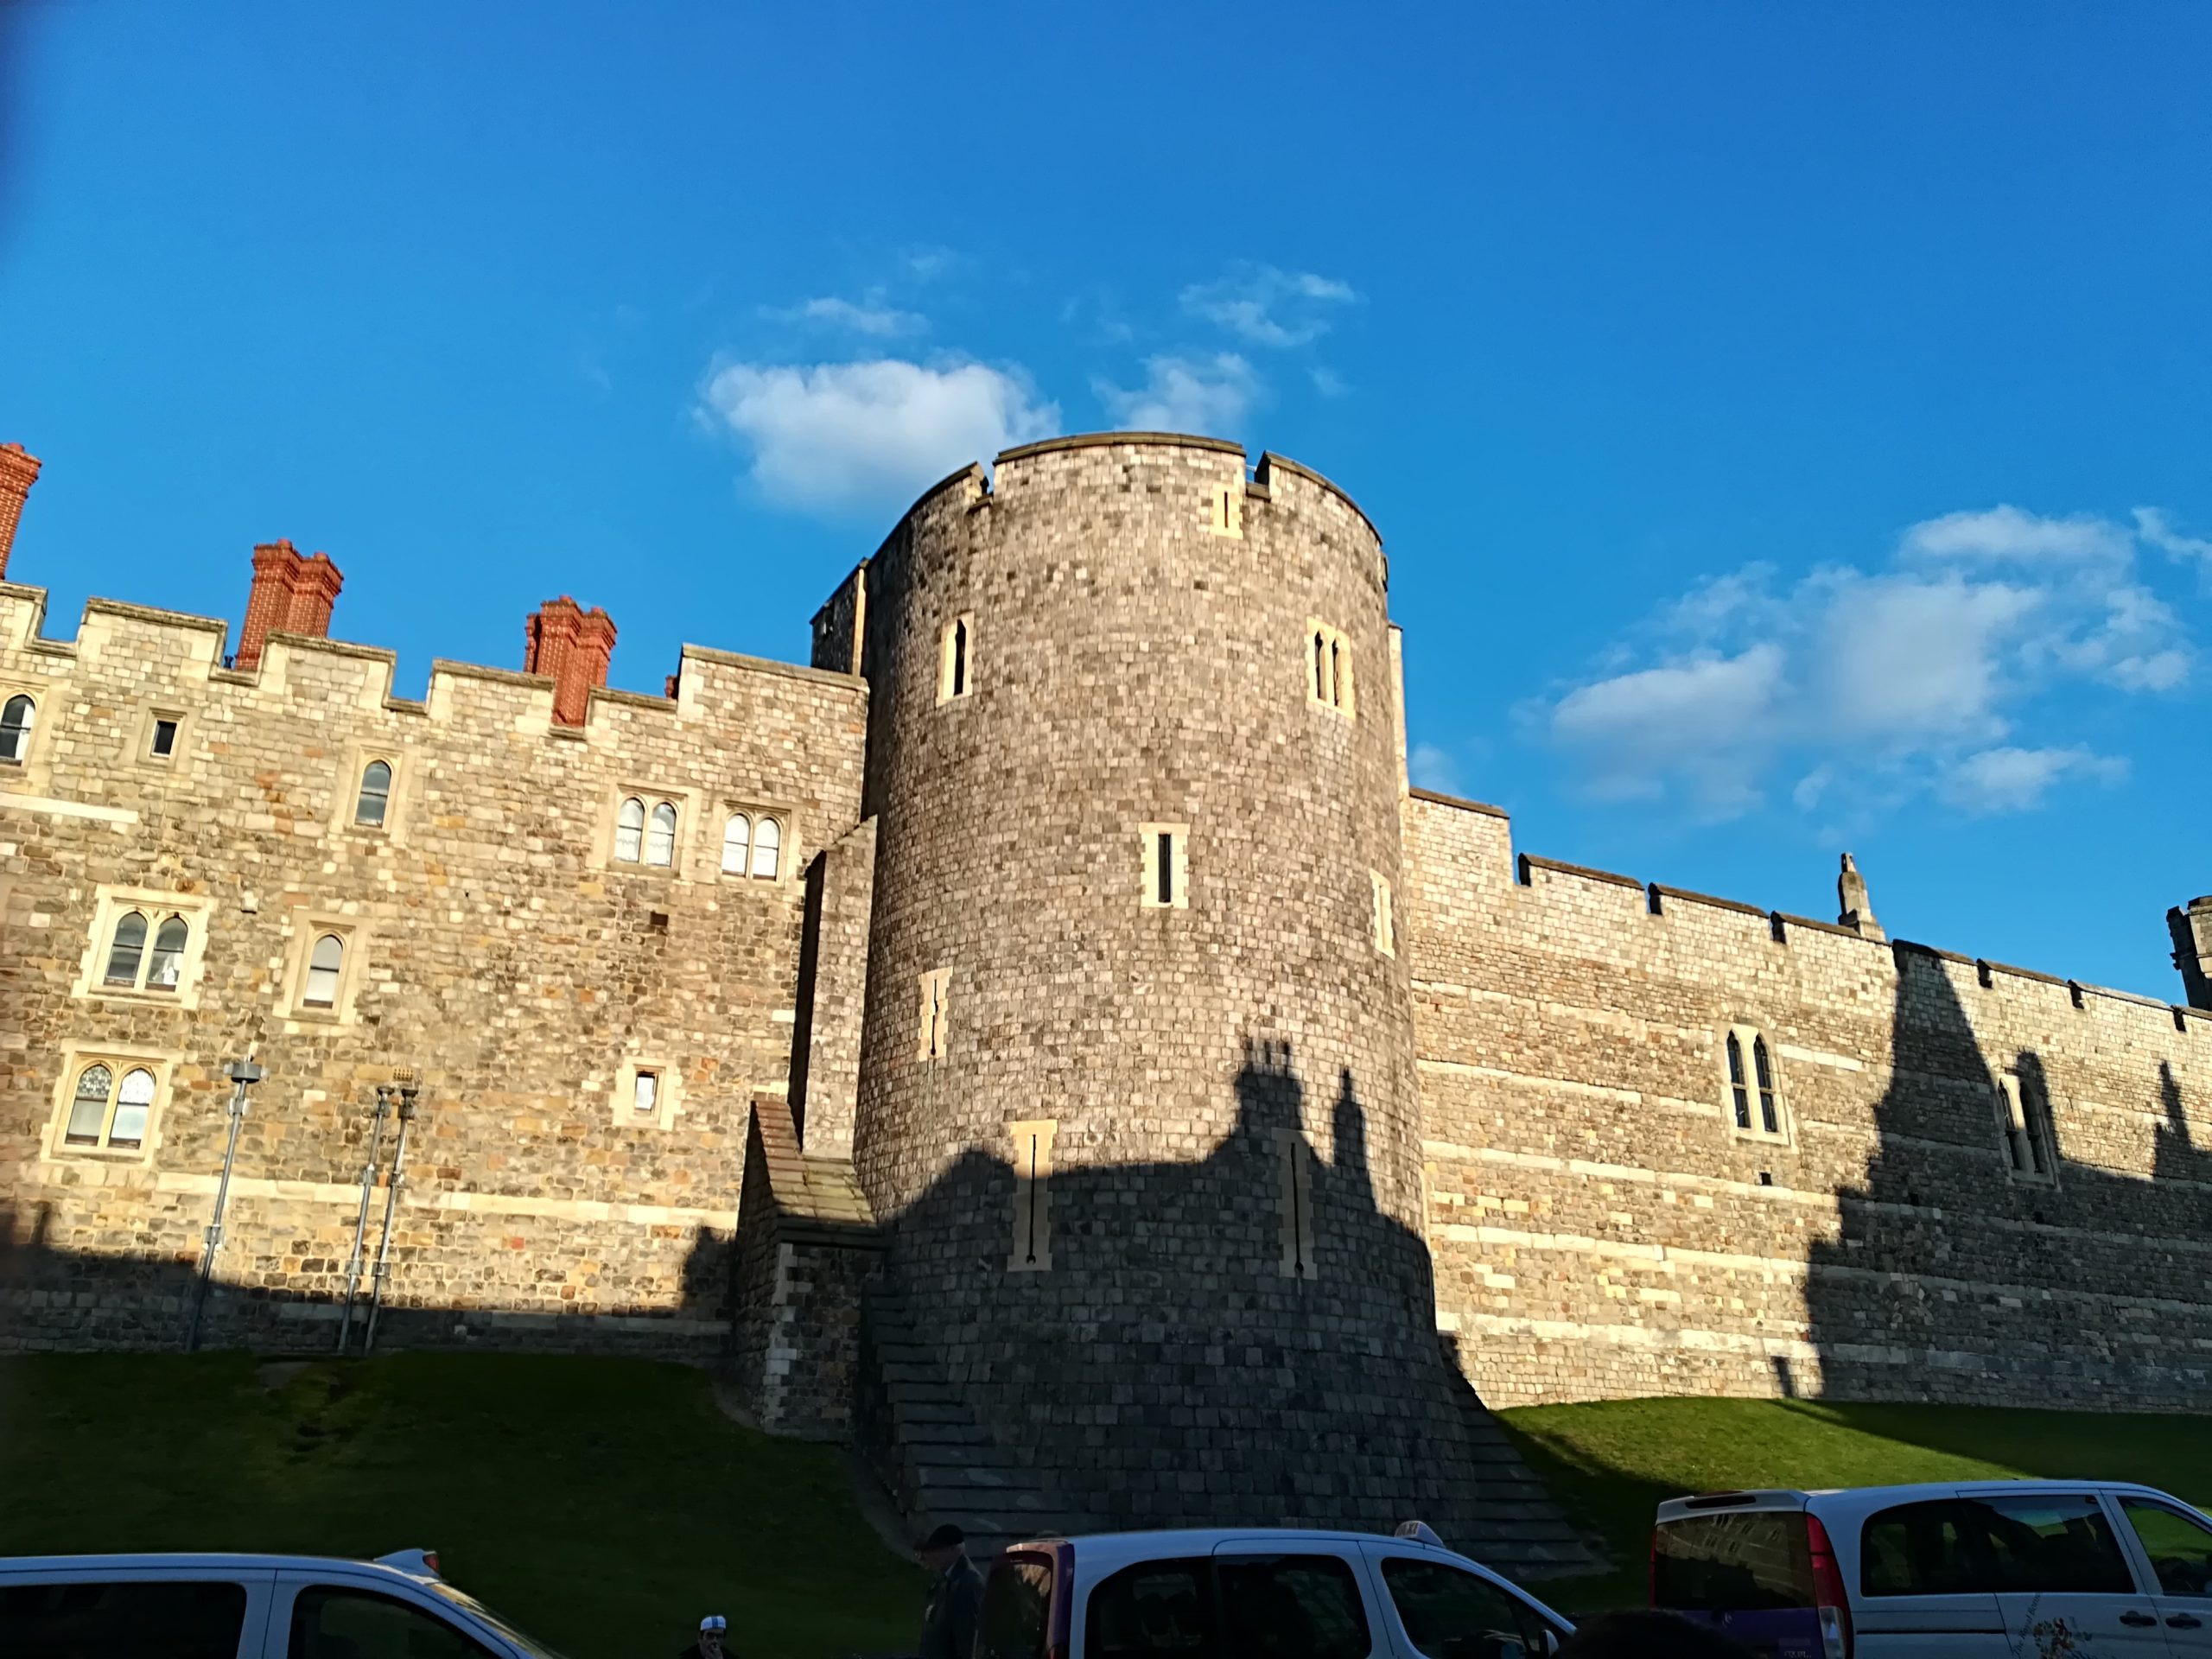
524;596;617;726
0;444;43;580
237;539;345;671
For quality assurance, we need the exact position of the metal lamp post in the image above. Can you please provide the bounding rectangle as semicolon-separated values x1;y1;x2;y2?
184;1057;264;1353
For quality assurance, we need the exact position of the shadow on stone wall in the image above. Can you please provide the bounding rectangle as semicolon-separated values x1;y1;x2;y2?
852;1036;1584;1567
0;1197;742;1361
1802;944;2212;1408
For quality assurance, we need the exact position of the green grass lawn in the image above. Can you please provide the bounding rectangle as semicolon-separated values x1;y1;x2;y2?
0;1352;920;1659
1497;1395;2212;1613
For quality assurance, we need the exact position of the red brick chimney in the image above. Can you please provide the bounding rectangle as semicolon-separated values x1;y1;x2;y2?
0;444;43;581
237;539;346;671
524;596;617;726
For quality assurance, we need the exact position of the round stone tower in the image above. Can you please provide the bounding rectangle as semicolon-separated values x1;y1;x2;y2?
849;433;1484;1534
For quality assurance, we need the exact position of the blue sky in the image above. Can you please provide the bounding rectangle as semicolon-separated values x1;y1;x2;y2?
3;2;2209;995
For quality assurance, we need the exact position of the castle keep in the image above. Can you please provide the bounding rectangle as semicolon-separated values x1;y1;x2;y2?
3;434;2209;1556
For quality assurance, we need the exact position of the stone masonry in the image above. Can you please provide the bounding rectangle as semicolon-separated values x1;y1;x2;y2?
3;432;2207;1548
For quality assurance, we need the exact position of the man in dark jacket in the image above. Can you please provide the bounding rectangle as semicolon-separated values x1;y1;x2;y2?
917;1525;983;1659
677;1614;730;1659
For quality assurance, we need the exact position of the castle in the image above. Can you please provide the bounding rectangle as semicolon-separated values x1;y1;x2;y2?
3;434;2209;1566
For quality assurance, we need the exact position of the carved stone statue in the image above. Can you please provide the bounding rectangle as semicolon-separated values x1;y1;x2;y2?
1838;852;1885;941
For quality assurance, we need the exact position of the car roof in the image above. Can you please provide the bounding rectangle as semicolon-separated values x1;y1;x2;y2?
1007;1527;1476;1570
1655;1480;2187;1521
0;1553;435;1581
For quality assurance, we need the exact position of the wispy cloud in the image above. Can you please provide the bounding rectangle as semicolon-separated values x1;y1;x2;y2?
1409;743;1461;795
1180;264;1359;348
1093;353;1257;435
1531;505;2194;821
763;295;926;338
2136;506;2212;567
901;245;963;282
697;357;1058;515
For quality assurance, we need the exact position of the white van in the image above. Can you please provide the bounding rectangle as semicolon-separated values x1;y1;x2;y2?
0;1548;568;1659
1650;1482;2212;1658
976;1524;1573;1659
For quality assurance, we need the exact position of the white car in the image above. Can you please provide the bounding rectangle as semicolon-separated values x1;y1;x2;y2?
977;1523;1572;1659
0;1547;567;1659
1652;1480;2212;1657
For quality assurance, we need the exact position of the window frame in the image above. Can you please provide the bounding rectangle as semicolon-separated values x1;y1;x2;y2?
1370;870;1395;957
719;805;791;884
73;887;213;1007
1306;619;1356;719
1993;1070;2057;1185
2117;1496;2212;1600
1721;1025;1791;1146
1374;1550;1563;1659
1278;1128;1319;1280
133;705;188;767
1007;1118;1055;1272
612;1057;683;1129
938;613;976;704
1138;823;1189;911
604;784;697;876
0;690;35;766
281;913;367;1024
353;758;395;829
1207;481;1243;538
918;967;951;1061
45;1045;175;1164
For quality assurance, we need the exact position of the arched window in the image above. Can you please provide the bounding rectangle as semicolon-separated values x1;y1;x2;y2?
1725;1032;1751;1130
950;618;969;698
104;912;148;988
614;797;645;863
938;614;976;703
750;816;780;880
1751;1035;1779;1135
355;760;392;827
1313;631;1328;702
721;814;752;875
0;694;33;764
110;1069;155;1149
646;801;678;868
304;933;345;1007
145;916;188;992
66;1064;113;1144
1996;1072;2055;1181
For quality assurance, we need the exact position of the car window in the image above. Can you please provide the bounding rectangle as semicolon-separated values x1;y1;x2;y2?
982;1552;1055;1659
423;1582;567;1659
1862;1500;1990;1597
1974;1495;2134;1595
1089;1558;1215;1659
1216;1554;1370;1659
1652;1512;1815;1611
1379;1556;1554;1659
0;1579;250;1659
290;1585;498;1659
2120;1500;2212;1599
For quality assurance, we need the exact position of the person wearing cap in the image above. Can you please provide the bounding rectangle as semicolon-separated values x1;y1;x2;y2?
916;1524;982;1659
678;1613;732;1659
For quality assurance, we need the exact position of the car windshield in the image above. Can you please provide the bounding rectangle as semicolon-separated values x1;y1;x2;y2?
427;1580;574;1659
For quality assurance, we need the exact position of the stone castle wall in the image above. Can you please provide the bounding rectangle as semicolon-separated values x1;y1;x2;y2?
0;580;867;1353
838;434;1503;1536
1403;787;2212;1410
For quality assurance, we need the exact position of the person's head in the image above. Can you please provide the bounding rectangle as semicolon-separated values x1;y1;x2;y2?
696;1615;728;1655
1554;1611;1755;1659
917;1523;966;1574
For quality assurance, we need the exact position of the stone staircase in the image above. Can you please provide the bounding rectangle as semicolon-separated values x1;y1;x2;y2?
1441;1357;1604;1579
858;1285;1112;1558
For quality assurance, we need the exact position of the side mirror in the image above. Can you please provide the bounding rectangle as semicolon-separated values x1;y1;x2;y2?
1543;1632;1563;1656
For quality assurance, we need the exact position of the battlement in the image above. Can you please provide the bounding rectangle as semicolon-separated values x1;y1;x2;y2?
1405;785;2210;1048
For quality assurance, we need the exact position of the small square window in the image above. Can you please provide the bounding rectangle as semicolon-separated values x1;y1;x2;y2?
149;718;179;758
633;1069;659;1115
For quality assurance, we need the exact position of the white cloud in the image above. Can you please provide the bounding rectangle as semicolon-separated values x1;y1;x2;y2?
1938;747;2127;815
2136;506;2212;566
1093;353;1256;435
766;296;925;338
1535;503;2194;820
1180;264;1359;348
901;245;962;282
1310;366;1349;398
698;358;1058;513
1902;504;2133;566
1409;743;1460;794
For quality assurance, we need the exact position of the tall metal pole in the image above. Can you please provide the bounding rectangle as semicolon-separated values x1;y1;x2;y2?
185;1057;263;1354
336;1084;392;1356
362;1079;417;1357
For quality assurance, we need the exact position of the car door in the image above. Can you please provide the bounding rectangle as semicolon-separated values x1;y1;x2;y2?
1360;1544;1565;1659
1955;1487;2169;1656
1849;1494;2010;1657
1211;1543;1382;1659
265;1573;514;1659
2112;1493;2212;1654
0;1566;274;1659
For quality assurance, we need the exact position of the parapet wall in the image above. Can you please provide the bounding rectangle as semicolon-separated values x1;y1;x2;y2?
0;578;868;1353
1403;790;2212;1410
